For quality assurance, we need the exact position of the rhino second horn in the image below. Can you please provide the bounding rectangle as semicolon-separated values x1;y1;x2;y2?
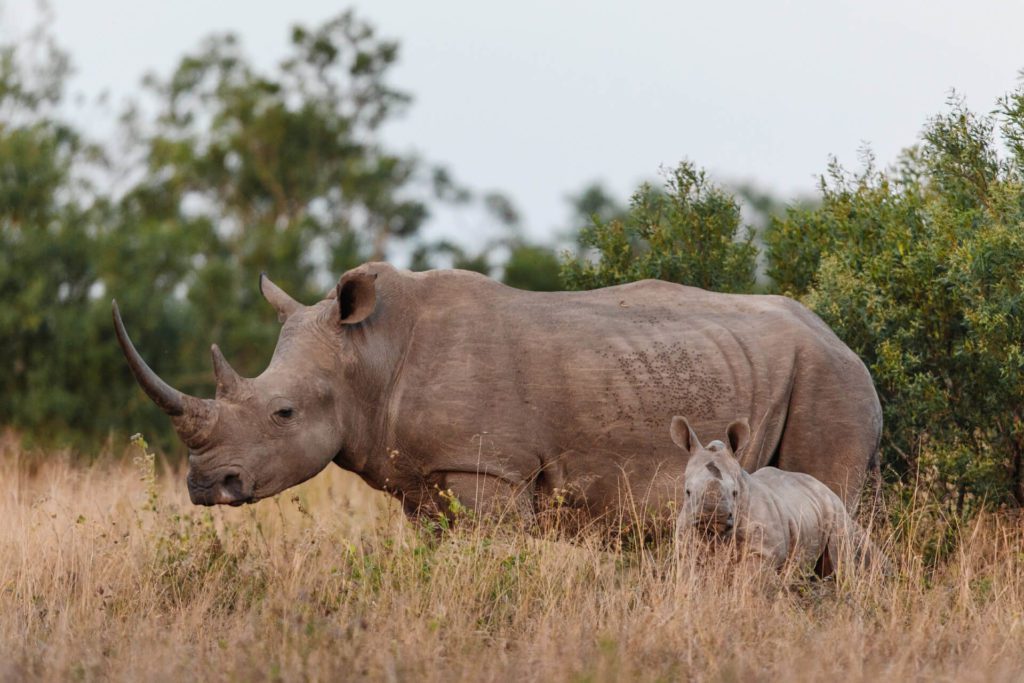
259;273;302;322
112;299;191;416
211;344;242;398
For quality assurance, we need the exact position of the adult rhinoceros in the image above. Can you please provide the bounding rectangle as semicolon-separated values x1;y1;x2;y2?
113;262;881;527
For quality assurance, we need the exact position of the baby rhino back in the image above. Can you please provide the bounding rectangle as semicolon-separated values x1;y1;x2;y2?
745;468;851;570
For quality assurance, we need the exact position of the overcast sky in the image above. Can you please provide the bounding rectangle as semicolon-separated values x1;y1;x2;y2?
8;0;1024;246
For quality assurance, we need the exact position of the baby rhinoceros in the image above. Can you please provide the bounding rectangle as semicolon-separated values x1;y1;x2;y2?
673;416;886;576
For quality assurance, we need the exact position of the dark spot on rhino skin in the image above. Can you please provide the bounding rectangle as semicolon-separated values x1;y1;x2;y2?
604;342;729;427
706;462;723;480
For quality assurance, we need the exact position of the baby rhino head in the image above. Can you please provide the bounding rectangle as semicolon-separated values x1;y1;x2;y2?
672;416;751;537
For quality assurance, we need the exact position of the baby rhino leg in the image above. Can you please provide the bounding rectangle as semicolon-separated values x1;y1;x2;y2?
819;497;891;576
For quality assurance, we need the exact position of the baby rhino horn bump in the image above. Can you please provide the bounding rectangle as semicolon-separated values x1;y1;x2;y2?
259;272;302;323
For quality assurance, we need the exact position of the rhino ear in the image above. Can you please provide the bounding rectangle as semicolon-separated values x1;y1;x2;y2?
670;416;702;453
337;271;378;325
725;418;750;457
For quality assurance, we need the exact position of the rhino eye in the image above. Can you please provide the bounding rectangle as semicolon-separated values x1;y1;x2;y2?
274;407;294;420
732;490;738;498
685;489;691;497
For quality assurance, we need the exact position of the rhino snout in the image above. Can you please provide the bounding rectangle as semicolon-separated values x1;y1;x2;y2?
186;467;254;506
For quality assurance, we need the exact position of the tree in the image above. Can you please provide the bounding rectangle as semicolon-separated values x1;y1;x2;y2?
114;11;435;398
134;10;426;279
0;20;122;444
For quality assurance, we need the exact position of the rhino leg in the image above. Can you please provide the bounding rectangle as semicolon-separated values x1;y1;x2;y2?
436;471;536;524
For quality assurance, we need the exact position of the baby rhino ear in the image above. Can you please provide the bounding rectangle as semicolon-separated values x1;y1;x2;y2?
725;418;750;457
670;416;703;453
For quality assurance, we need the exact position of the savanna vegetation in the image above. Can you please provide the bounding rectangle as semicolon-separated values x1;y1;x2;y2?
3;437;1024;681
2;7;1024;682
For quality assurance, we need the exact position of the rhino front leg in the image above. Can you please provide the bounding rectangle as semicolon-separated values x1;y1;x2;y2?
436;471;536;524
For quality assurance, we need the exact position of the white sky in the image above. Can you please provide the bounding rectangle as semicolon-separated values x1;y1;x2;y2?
7;0;1024;246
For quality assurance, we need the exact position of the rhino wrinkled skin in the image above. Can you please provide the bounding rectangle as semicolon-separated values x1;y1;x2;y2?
113;262;882;527
674;416;886;573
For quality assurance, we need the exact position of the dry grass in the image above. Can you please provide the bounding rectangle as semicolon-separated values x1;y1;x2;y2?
2;435;1024;682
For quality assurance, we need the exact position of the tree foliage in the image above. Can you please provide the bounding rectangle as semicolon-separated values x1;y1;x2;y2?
0;26;132;443
560;162;758;293
0;12;481;449
768;93;1024;508
137;11;423;272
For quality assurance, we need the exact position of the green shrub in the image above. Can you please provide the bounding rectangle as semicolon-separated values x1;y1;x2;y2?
769;92;1024;509
560;162;758;293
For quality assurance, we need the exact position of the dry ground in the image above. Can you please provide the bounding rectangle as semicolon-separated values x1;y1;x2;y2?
2;435;1023;682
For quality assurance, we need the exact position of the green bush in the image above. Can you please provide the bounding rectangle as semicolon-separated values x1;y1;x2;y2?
560;162;758;293
502;244;562;292
767;93;1024;509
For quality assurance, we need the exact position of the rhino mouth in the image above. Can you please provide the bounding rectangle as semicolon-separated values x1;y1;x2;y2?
187;469;255;506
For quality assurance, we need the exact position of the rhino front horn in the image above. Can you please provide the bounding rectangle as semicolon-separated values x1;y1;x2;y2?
112;300;191;416
112;301;211;441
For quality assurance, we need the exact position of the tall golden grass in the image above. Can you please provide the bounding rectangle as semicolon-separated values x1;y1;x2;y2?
2;433;1023;682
